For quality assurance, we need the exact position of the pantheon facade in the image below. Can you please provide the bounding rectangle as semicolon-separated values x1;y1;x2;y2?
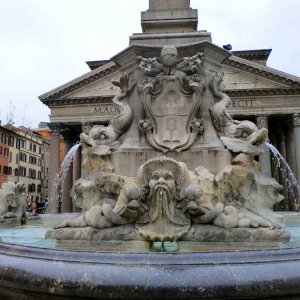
39;0;300;212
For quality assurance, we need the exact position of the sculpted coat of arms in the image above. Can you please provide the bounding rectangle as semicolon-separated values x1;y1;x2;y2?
137;45;205;153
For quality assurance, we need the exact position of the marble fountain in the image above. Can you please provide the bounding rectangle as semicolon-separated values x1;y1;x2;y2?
1;11;300;299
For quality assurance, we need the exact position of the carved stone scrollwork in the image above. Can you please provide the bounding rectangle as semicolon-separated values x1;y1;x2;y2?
137;45;205;153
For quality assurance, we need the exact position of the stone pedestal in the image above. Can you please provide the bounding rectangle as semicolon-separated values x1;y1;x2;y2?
111;144;232;177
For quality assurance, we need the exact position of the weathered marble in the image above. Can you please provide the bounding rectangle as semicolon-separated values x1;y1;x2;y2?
0;182;27;224
47;44;289;252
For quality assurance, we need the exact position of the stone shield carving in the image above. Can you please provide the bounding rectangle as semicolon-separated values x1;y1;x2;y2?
140;77;203;153
138;45;205;153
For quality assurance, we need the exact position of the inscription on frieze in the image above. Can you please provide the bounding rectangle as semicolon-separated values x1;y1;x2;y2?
93;105;121;115
230;99;255;108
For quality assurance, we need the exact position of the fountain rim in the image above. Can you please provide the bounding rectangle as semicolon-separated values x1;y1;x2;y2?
1;240;300;265
1;240;300;299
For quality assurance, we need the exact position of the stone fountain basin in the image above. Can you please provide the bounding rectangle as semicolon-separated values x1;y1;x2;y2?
0;242;300;299
0;214;300;299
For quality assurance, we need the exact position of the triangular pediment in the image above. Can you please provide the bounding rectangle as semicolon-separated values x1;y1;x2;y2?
223;55;300;90
39;61;119;105
62;71;121;99
222;64;287;90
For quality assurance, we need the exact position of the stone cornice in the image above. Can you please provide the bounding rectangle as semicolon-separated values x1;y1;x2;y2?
39;62;119;103
225;88;300;98
224;55;300;88
42;96;114;107
232;49;272;62
86;60;112;70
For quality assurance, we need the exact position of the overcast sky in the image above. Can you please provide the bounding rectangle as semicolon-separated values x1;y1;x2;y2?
0;0;299;128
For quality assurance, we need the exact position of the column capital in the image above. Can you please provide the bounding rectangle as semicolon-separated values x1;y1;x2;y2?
255;116;268;129
293;113;300;128
48;122;63;135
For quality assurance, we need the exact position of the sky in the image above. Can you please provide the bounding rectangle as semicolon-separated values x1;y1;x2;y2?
0;0;299;128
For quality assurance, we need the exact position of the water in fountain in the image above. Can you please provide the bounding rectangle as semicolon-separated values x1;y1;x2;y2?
265;142;300;210
48;142;80;211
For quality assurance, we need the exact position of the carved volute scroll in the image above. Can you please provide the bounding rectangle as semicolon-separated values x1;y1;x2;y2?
137;45;205;153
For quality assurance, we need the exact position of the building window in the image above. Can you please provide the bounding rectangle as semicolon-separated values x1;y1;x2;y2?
16;154;19;163
0;165;1;174
14;168;18;176
3;166;8;175
9;136;14;147
20;153;27;162
33;144;37;152
9;152;12;163
19;140;26;149
0;146;2;155
19;167;26;177
8;167;12;175
4;148;9;157
37;185;41;193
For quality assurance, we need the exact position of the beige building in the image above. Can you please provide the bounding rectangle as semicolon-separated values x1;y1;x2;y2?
40;0;300;212
5;125;50;203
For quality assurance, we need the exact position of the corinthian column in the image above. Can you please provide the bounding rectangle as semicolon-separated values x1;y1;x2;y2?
286;118;298;211
293;114;300;187
61;130;75;213
256;116;271;177
277;126;288;211
48;123;62;213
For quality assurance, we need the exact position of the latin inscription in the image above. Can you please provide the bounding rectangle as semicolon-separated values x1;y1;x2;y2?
230;99;255;108
93;105;120;115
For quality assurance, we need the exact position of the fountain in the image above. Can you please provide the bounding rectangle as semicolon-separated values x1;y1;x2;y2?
1;1;300;299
